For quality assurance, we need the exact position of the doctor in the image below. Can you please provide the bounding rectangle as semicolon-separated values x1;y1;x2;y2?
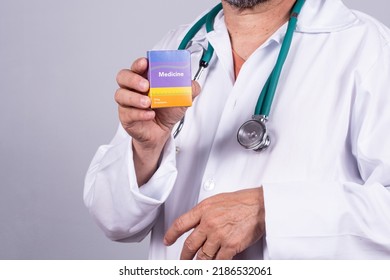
84;0;390;259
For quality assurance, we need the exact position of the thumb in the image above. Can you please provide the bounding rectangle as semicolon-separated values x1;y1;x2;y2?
191;81;201;100
131;57;149;77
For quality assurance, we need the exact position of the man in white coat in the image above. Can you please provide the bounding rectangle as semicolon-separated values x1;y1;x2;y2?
84;0;390;259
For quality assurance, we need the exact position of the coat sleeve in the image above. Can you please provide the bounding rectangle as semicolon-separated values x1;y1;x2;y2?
263;42;390;259
82;24;194;242
84;125;177;241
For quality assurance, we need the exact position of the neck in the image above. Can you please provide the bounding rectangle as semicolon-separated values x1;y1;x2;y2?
222;0;296;60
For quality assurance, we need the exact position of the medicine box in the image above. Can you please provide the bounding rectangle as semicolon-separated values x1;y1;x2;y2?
147;50;192;108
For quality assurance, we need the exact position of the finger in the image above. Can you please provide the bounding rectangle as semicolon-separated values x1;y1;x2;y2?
115;88;151;108
180;229;207;260
164;206;202;246
116;68;149;93
191;80;201;99
130;57;148;76
214;247;236;260
196;247;217;260
196;240;221;260
118;106;155;124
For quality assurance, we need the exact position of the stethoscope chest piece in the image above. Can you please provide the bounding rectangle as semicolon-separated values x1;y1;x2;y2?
237;115;270;152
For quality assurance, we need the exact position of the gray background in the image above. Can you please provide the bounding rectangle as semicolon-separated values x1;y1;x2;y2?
0;0;388;260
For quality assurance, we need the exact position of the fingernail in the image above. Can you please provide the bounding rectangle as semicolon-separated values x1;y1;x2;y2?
163;238;169;246
141;97;150;107
144;110;154;118
140;80;149;90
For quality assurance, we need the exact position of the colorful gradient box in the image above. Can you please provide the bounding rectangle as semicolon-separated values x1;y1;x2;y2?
147;50;192;108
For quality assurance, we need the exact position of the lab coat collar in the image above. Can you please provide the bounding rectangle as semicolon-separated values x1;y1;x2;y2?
200;0;359;36
189;0;360;46
296;0;359;33
187;0;359;83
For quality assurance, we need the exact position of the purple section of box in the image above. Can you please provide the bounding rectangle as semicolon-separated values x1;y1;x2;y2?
148;50;192;88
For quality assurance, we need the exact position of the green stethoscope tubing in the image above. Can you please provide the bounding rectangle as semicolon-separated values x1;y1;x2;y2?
178;3;223;68
175;0;305;148
256;0;305;116
174;3;223;139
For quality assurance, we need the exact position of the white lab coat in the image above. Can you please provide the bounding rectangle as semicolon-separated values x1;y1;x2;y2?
84;0;390;259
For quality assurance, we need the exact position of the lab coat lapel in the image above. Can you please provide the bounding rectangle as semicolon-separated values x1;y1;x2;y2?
205;11;235;85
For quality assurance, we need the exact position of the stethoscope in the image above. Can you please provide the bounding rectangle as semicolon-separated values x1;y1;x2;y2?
174;0;305;152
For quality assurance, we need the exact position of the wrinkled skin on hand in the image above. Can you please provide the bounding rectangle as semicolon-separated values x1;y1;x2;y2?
164;187;265;260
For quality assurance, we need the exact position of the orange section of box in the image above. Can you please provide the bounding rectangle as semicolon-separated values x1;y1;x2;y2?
149;86;192;108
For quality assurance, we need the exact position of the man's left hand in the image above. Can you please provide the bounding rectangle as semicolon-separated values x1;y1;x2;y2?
164;187;265;260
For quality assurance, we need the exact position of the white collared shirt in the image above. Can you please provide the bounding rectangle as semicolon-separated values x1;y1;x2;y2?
84;0;390;259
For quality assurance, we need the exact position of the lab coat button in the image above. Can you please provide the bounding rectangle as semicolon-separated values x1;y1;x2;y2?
203;179;216;191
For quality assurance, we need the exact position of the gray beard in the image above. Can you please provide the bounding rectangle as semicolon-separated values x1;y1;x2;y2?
224;0;270;9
